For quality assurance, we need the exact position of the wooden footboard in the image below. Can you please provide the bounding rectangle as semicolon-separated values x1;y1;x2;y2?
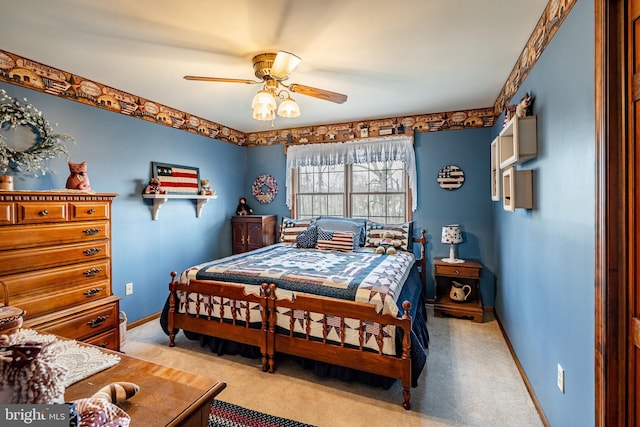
267;284;413;410
168;271;270;371
166;228;427;410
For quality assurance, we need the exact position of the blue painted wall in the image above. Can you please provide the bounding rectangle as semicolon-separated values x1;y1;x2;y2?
243;128;496;304
0;82;247;323
0;2;596;422
492;1;595;425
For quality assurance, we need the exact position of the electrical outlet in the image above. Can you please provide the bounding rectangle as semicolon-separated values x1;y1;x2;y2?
557;363;564;393
125;282;133;296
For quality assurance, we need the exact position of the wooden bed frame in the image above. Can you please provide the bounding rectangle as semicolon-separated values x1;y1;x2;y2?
167;230;426;410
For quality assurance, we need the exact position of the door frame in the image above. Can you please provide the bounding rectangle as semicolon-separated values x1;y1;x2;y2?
594;0;629;425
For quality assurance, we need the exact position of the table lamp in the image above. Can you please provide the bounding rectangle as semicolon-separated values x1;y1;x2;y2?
441;224;464;263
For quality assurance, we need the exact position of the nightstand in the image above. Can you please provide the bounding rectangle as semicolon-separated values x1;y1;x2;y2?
433;258;484;323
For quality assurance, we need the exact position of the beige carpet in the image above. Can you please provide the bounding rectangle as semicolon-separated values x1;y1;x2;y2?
121;307;543;427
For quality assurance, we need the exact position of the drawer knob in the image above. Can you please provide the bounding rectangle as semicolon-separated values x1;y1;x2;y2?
83;228;100;236
83;268;102;277
83;287;103;297
83;248;102;256
87;208;96;214
38;210;49;216
455;270;460;275
87;315;109;328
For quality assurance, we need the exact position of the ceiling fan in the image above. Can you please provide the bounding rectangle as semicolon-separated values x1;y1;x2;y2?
184;50;347;121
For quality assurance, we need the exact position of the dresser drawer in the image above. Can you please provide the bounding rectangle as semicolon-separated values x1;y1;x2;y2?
0;202;13;225
14;280;111;320
69;201;110;221
0;240;110;275
15;201;68;224
0;221;109;250
3;260;111;298
434;264;481;279
36;299;119;341
84;328;119;351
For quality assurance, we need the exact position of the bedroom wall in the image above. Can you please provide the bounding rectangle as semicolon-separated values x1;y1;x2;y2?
243;127;496;305
492;1;595;425
0;81;247;324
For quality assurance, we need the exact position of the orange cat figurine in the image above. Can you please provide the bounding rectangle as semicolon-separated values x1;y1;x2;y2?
66;161;91;190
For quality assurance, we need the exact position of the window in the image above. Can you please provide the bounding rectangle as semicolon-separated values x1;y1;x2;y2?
286;136;417;221
295;161;408;222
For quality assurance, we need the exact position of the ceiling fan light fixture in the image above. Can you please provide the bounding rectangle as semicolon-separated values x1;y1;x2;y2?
251;89;276;110
270;51;302;80
252;105;275;121
277;95;300;118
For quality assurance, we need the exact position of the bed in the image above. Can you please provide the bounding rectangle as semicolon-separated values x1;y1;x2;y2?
163;222;428;410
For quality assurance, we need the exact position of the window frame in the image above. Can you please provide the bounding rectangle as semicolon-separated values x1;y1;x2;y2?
291;161;413;221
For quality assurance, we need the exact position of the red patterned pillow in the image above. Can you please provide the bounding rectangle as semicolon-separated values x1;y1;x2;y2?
280;218;312;243
316;228;357;252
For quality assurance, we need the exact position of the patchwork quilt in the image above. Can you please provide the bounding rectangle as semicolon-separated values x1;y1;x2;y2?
176;244;419;357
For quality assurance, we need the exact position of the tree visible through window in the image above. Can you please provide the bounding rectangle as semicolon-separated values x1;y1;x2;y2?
295;160;408;222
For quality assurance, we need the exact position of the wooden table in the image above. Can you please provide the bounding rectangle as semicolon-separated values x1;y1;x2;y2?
65;349;226;426
433;258;484;323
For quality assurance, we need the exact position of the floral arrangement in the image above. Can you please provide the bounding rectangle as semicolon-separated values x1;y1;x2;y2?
252;174;278;204
0;89;74;176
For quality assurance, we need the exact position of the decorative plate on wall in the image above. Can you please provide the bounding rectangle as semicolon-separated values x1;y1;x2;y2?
437;165;465;190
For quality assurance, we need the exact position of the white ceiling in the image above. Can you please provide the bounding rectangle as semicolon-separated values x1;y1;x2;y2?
1;0;548;134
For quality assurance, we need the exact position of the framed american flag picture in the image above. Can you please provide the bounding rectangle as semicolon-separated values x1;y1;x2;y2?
151;162;200;194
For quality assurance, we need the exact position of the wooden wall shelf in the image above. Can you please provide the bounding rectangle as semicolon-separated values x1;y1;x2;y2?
142;194;218;220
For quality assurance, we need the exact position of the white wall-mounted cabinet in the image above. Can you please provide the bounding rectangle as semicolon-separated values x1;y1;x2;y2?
499;115;537;169
502;167;533;211
491;136;501;201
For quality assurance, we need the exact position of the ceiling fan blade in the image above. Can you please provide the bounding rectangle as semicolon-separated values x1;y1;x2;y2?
183;76;260;84
288;83;348;104
270;50;301;80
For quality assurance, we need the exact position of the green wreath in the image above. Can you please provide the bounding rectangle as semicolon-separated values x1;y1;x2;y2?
0;89;74;176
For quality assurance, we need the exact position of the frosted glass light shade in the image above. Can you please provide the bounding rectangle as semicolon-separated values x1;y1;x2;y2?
251;90;276;110
252;106;275;121
277;96;300;118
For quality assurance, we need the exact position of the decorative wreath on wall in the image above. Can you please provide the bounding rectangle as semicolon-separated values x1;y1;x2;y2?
252;174;278;204
0;89;74;176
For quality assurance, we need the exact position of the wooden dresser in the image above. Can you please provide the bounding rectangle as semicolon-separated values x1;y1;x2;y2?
231;215;276;254
0;191;120;351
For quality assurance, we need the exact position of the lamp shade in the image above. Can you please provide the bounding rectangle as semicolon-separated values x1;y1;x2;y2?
277;95;300;118
252;105;275;121
441;224;463;245
251;89;277;110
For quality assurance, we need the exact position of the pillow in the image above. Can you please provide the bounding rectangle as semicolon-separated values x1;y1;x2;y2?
365;221;412;252
316;227;358;252
314;217;366;246
296;223;318;248
280;218;312;243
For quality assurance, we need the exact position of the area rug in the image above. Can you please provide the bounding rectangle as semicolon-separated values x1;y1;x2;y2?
209;400;316;427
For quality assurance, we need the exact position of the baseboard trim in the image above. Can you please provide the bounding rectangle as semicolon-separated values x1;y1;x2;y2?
127;312;160;330
494;311;550;427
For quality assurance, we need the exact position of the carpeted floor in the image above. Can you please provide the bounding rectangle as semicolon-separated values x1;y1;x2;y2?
122;306;544;427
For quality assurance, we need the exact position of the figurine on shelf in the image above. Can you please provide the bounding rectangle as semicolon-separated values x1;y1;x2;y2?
144;177;165;194
515;92;535;118
199;179;215;196
236;197;253;215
